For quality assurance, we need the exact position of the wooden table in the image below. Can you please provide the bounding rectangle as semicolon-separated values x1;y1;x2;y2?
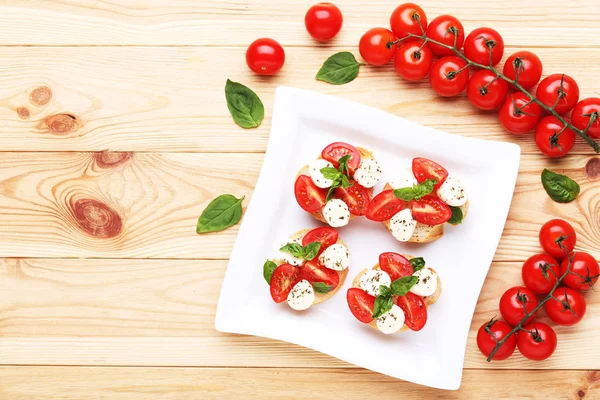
1;1;599;398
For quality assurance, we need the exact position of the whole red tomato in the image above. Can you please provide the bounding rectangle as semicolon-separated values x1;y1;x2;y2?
571;98;600;139
246;38;285;75
499;286;538;326
498;92;541;134
425;15;465;56
534;116;576;158
560;252;600;291
467;69;509;110
464;27;504;66
536;74;580;115
305;3;343;41
502;51;543;90
429;56;469;97
545;287;586;326
521;253;560;295
394;41;433;81
390;3;427;39
517;322;557;361
539;219;576;260
476;318;517;360
359;27;396;66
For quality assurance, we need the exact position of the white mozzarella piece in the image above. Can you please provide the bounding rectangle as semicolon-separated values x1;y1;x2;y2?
353;158;382;188
410;268;439;297
308;159;335;189
287;279;315;311
319;243;350;271
376;304;406;334
359;269;391;297
322;199;350;227
389;209;417;242
437;177;468;206
277;232;304;267
388;168;417;190
410;222;437;242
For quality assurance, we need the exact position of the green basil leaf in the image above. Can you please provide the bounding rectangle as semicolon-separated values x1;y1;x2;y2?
224;79;264;129
321;167;341;180
379;285;392;297
196;194;245;233
315;52;361;85
541;168;580;203
448;206;463;225
372;295;394;319
263;260;277;284
413;179;437;200
394;187;415;201
341;174;352;188
303;241;322;261
338;154;352;175
390;276;419;296
409;257;426;272
326;186;336;202
313;282;334;293
279;242;305;258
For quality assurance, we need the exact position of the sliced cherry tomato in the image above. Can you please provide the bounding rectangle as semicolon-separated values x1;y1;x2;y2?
412;157;448;190
571;98;600;139
393;40;433;82
545;287;586;326
499;286;538;326
379;252;414;281
302;227;338;256
536;73;580;115
246;38;285;75
389;3;427;40
429;56;469;97
521;253;560;295
294;175;327;213
502;51;543;90
561;252;600;291
425;15;465;56
534;116;576;158
467;69;509;111
347;288;375;323
396;292;427;331
517;322;557;361
304;2;343;41
335;180;370;216
270;263;301;303
321;142;361;172
411;195;452;225
464;27;504;66
498;92;541;135
359;27;396;66
476;318;516;360
300;260;339;290
365;190;408;222
539;219;576;260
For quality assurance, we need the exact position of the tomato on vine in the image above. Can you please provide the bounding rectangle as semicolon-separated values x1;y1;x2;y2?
467;69;508;110
464;27;504;66
534;116;576;158
246;38;285;75
545;287;586;326
571;97;600;139
476;318;517;360
560;252;600;291
517;322;557;361
394;40;433;81
521;253;561;295
305;3;343;41
536;74;580;115
502;51;543;90
359;27;396;66
390;3;427;39
499;286;538;326
425;15;465;56
539;219;576;260
429;56;469;97
498;92;541;134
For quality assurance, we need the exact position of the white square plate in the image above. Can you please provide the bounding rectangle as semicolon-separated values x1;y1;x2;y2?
215;87;520;390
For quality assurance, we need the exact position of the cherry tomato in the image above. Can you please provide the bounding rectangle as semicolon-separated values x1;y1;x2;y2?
539;219;576;260
412;157;448;190
335;180;371;216
534;116;576;158
521;253;560;295
396;292;427;331
359;27;396;66
571;97;600;139
425;15;465;56
467;69;509;111
393;41;433;81
246;38;285;75
305;3;343;41
499;286;538;326
502;51;543;90
390;3;427;39
300;260;339;290
545;287;586;326
379;252;413;281
347;288;375;323
464;27;504;66
365;190;408;222
411;195;452;225
270;263;301;303
498;92;541;134
294;175;327;213
429;56;469;97
302;227;338;256
477;318;517;360
321;142;361;172
536;74;580;115
561;252;600;291
517;322;557;361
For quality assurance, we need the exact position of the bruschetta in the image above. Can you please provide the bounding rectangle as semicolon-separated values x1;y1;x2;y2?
264;227;350;310
365;157;468;243
294;142;383;227
346;252;441;334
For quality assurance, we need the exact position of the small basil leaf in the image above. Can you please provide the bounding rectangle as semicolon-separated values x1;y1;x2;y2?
315;52;361;85
224;79;264;129
409;257;426;272
372;295;394;319
394;187;415;201
303;242;322;261
263;260;277;284
379;285;392;297
391;275;419;296
413;179;437;200
279;242;305;258
321;167;341;180
341;174;352;188
313;282;334;293
338;154;352;175
326;186;336;202
448;206;464;225
196;194;245;233
541;169;580;203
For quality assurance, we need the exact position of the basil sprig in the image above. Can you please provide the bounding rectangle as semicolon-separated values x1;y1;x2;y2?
541;168;580;203
372;275;420;318
448;206;464;225
225;79;264;129
280;241;322;261
196;194;245;233
315;52;362;85
312;282;334;293
321;155;354;201
390;276;419;296
263;260;277;284
409;257;426;272
394;179;437;201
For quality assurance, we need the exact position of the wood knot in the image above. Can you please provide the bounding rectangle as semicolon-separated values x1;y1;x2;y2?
585;158;600;180
95;151;132;169
70;198;123;239
578;390;586;398
45;113;78;135
30;86;52;106
588;370;600;383
17;107;30;119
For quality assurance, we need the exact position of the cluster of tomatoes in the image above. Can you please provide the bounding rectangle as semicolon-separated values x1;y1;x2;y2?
477;219;599;361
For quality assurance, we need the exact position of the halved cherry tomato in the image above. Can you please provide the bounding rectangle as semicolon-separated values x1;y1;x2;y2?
412;157;448;190
300;260;339;290
335;180;370;216
302;227;338;256
347;288;376;323
294;175;327;213
411;195;452;225
365;189;408;222
379;252;413;281
396;292;427;331
270;263;301;303
321;142;361;173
